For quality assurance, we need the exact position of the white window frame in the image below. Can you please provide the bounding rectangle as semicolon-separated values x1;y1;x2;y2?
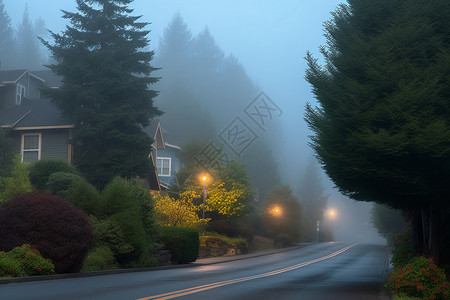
16;84;25;105
21;133;41;162
156;157;171;177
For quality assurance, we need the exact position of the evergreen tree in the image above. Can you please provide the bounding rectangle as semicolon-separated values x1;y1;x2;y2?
155;13;282;201
16;4;46;70
157;12;192;77
154;14;216;143
0;0;14;69
298;157;329;225
305;0;450;261
41;0;161;189
262;185;303;242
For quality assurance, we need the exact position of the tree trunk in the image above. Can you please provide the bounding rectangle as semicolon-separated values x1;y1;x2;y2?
413;205;441;264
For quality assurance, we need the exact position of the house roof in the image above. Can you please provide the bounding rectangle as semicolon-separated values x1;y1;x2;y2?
32;70;63;88
0;98;73;130
0;69;45;86
0;69;28;85
143;119;165;150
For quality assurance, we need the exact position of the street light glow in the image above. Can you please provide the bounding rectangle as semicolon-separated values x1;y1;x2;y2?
270;205;282;216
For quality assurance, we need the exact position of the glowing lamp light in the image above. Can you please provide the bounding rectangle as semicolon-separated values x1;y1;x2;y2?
271;205;282;217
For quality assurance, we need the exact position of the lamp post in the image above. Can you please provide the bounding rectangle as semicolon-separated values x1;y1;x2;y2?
202;175;207;219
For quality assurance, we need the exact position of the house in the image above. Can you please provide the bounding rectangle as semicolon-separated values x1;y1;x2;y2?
0;68;163;191
0;69;74;163
144;119;183;190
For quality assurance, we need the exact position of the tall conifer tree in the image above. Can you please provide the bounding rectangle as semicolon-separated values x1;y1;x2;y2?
305;0;450;261
42;0;161;188
16;4;46;70
0;0;14;69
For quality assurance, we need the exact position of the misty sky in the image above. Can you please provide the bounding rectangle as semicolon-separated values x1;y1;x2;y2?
4;0;384;241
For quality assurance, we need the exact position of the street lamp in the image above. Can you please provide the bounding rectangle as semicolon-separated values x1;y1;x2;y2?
268;205;282;217
202;175;207;219
329;209;336;241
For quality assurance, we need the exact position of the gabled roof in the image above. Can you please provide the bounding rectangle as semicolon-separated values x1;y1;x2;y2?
32;70;63;88
0;69;45;85
143;119;165;150
0;69;27;84
0;98;73;130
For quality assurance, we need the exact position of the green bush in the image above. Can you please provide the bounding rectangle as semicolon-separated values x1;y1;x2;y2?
391;223;414;270
159;226;199;264
99;178;156;266
29;160;78;191
386;256;450;299
0;155;32;204
48;172;100;215
46;172;82;195
91;217;134;259
81;246;118;272
0;244;55;277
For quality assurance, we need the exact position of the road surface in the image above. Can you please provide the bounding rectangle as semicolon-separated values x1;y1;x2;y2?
0;242;390;300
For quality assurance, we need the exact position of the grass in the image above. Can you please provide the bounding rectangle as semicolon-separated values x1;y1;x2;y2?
248;235;275;253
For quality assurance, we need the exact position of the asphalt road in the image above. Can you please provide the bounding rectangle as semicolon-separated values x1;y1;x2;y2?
0;242;391;300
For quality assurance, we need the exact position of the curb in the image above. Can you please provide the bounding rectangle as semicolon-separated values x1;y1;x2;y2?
0;244;309;285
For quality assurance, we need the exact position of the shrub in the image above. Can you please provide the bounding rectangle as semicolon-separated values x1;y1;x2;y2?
0;191;93;273
81;247;118;272
159;226;199;264
28;160;78;190
0;155;32;204
46;171;82;195
391;223;414;270
99;177;156;266
274;233;293;248
209;219;240;237
91;217;134;259
48;172;100;215
199;234;248;257
0;244;55;277
386;256;450;299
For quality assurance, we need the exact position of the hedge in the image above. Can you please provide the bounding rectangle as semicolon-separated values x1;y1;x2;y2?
158;226;199;264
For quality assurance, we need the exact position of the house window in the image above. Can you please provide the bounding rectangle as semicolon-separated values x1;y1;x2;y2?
21;133;41;162
16;84;25;105
156;157;171;177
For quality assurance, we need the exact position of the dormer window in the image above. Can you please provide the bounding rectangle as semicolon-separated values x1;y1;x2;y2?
16;84;25;105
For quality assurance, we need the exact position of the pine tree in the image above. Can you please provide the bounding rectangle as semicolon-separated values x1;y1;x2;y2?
305;0;450;261
16;4;46;70
41;0;161;189
0;0;14;69
298;157;329;224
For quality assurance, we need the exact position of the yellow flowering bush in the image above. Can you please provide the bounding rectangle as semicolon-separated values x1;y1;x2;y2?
205;180;245;216
154;193;209;229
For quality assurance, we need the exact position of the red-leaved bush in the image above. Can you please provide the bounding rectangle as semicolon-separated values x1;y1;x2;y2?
0;191;93;273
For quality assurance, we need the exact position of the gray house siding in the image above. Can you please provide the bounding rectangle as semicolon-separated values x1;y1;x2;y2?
8;129;72;163
0;86;15;107
27;76;42;99
41;130;72;161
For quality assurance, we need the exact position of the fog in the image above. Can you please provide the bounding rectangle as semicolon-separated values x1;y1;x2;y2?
3;0;385;244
